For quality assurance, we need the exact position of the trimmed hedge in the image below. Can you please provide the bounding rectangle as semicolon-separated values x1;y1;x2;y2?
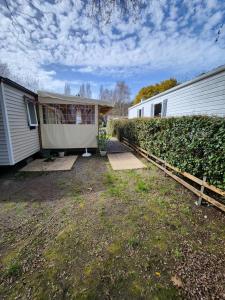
108;116;225;189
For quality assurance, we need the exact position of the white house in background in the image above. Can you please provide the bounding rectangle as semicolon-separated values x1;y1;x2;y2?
0;77;40;166
129;65;225;119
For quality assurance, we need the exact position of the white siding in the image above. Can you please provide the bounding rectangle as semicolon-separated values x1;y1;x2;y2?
4;84;40;164
129;69;225;118
0;84;10;165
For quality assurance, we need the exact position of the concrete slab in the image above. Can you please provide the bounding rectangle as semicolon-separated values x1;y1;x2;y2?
107;152;146;170
20;156;78;172
107;137;133;153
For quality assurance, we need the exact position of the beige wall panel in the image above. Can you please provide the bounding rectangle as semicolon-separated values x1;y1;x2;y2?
41;124;98;149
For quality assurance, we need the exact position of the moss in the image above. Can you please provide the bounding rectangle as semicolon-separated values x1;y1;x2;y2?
56;224;76;242
151;286;181;300
130;280;143;296
83;260;102;278
1;249;20;268
79;202;85;209
73;194;85;204
44;248;60;264
3;202;17;211
107;242;121;255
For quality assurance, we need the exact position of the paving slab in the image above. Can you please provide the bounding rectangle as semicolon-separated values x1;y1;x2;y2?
20;156;78;172
107;152;146;170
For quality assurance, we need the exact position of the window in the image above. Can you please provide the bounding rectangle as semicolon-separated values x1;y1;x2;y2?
137;108;144;118
152;100;167;118
25;98;38;127
154;103;162;117
137;109;141;118
42;104;95;125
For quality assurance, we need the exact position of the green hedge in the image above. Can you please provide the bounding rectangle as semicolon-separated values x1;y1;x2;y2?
108;116;225;189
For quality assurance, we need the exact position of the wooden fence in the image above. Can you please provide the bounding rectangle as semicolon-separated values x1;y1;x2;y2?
122;137;225;213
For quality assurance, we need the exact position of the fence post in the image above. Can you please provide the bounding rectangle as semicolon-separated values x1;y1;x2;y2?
164;160;167;176
198;176;207;205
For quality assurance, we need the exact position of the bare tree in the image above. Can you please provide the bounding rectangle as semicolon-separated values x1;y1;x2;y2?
79;84;85;97
215;23;224;42
0;60;39;91
0;61;11;77
79;83;92;98
113;81;130;116
85;0;145;23
3;0;222;45
64;82;71;95
99;81;130;116
99;85;113;102
86;83;92;98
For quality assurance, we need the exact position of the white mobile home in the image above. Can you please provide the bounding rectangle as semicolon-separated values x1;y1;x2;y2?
38;91;113;149
0;77;40;166
129;65;225;118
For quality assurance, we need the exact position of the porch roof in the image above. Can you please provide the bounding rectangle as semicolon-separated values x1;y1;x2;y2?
38;91;113;114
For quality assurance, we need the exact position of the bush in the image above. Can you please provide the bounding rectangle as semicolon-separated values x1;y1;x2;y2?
108;116;225;189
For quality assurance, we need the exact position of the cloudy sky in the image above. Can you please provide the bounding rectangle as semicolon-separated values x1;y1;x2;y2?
0;0;225;99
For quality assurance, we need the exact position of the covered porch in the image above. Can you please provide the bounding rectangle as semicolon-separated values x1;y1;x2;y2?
38;91;113;150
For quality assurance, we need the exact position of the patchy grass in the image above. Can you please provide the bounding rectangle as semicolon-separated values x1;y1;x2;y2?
0;155;224;299
6;261;22;277
135;179;151;193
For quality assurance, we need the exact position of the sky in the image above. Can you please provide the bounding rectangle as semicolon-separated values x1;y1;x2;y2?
0;0;225;100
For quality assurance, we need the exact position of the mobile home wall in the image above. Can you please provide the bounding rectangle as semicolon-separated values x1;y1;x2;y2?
0;81;40;166
129;67;225;118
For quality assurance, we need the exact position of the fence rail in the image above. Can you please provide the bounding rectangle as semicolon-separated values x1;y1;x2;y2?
122;137;225;213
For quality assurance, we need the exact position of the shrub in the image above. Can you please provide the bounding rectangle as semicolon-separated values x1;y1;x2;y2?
109;116;225;189
97;128;110;151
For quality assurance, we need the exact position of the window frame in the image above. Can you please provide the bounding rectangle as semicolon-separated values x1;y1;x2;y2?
25;97;38;127
162;99;168;117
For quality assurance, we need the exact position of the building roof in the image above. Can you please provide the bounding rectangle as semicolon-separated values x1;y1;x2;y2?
129;64;225;110
0;76;37;97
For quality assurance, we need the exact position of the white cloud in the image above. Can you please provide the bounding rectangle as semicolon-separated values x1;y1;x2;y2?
0;0;224;92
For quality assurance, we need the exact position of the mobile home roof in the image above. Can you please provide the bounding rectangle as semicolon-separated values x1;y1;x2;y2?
0;76;37;97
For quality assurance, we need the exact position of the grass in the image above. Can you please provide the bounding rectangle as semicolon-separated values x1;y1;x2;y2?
135;179;151;193
6;261;22;277
0;156;224;299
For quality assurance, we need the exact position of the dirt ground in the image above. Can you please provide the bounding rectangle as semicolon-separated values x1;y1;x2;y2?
0;155;224;300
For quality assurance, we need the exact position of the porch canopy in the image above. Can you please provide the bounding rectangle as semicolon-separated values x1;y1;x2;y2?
38;91;113;149
38;91;113;114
